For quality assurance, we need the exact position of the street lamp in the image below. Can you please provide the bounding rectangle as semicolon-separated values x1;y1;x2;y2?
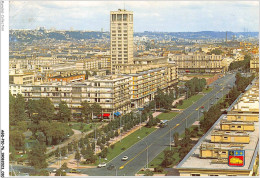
120;115;122;142
138;136;148;169
138;108;144;130
168;125;172;151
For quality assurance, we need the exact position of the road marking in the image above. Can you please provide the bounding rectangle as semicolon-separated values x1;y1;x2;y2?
119;143;152;169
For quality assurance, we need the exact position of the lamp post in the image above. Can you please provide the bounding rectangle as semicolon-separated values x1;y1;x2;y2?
115;166;118;176
120;115;122;142
138;108;144;130
94;124;97;155
168;125;172;151
138;136;148;169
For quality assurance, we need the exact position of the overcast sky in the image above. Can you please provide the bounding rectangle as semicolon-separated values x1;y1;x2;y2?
9;1;259;32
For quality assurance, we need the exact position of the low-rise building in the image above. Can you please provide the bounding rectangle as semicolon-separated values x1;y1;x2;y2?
48;73;85;83
220;121;255;131
211;130;250;144
9;73;34;85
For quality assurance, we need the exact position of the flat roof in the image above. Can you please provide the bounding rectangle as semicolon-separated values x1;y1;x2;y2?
177;115;259;171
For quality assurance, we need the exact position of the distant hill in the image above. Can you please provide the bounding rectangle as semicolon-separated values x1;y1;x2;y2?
9;30;258;42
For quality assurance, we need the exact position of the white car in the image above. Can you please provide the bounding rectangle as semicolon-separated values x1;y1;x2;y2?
121;156;128;161
97;162;107;168
53;169;57;173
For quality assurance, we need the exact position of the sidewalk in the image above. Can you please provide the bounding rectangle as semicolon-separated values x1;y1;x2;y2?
47;123;107;154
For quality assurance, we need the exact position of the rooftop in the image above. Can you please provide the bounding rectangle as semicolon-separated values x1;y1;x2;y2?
177;115;259;171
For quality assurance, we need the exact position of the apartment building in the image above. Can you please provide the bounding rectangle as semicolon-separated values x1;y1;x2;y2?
115;63;178;108
250;56;259;74
9;73;34;85
177;79;259;176
110;9;134;73
75;57;109;71
15;75;131;116
168;53;224;73
48;73;85;83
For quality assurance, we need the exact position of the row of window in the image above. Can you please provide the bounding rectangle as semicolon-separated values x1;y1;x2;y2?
111;14;133;22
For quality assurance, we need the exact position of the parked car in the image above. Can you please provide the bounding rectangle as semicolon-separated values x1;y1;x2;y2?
97;162;107;168
52;169;57;173
107;164;115;170
121;156;128;161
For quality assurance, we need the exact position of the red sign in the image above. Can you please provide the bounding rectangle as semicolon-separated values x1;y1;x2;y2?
228;150;245;167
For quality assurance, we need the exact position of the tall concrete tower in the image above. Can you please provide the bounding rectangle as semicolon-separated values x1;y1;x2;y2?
110;9;133;73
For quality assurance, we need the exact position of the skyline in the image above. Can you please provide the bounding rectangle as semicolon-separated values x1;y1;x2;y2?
9;1;259;32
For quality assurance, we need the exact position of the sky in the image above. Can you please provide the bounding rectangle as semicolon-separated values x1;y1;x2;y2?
9;1;259;32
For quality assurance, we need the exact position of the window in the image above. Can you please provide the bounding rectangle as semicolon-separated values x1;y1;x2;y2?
209;175;219;176
117;14;122;21
231;126;235;128
123;14;127;21
129;14;133;21
237;126;241;128
191;174;200;176
224;137;228;139
112;14;116;21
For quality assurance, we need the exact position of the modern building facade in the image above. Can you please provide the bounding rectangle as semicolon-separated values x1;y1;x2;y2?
114;63;178;108
14;75;131;116
168;53;224;73
110;9;134;73
250;56;259;74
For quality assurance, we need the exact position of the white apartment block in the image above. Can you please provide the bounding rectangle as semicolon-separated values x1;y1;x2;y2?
13;75;131;116
110;9;134;73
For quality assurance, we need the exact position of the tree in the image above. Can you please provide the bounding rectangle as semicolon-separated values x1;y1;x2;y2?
61;147;67;156
28;141;48;169
75;151;81;167
10;130;25;150
10;94;27;124
173;132;179;147
36;98;55;122
161;150;175;167
26;99;39;119
57;101;71;122
81;101;92;122
92;103;102;118
209;49;223;55
9;92;16;125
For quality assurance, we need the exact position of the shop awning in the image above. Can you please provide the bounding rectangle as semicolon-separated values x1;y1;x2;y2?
98;113;110;117
114;112;121;116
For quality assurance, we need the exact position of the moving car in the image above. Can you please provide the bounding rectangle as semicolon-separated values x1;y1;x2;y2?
97;162;107;168
159;120;168;128
121;156;128;161
107;164;115;170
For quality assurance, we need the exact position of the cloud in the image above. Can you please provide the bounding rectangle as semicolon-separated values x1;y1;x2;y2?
9;1;259;32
